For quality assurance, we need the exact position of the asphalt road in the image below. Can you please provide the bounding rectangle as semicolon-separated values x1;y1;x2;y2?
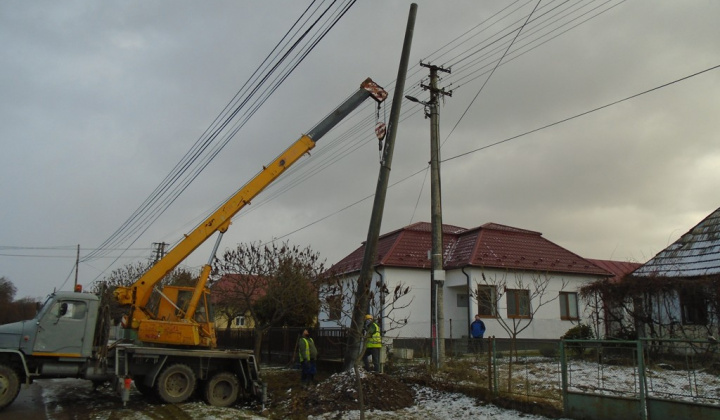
0;382;47;420
0;378;260;420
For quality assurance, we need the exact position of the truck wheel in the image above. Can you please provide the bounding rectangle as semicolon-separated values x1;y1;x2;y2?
0;364;21;410
204;372;239;407
156;364;196;404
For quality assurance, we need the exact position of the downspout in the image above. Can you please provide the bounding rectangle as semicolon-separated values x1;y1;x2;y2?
374;266;384;333
462;266;472;334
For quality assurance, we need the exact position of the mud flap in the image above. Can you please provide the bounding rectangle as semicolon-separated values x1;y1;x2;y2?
115;377;132;406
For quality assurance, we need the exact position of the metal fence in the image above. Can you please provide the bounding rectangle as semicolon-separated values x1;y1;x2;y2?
217;327;347;364
217;329;719;418
391;336;564;403
562;339;720;420
643;339;720;405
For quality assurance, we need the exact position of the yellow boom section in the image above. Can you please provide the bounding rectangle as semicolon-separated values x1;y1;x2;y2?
114;134;315;310
112;78;386;348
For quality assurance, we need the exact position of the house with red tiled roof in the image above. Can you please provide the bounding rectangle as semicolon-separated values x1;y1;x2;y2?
211;274;267;330
320;222;614;340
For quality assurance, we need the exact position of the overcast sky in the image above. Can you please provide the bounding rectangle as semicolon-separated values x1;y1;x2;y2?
2;0;719;300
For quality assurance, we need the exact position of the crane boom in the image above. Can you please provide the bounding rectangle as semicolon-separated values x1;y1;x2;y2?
113;78;387;347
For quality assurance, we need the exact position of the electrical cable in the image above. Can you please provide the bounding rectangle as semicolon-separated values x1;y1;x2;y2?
271;62;720;243
83;0;639;278
442;63;720;164
83;1;358;281
444;0;542;145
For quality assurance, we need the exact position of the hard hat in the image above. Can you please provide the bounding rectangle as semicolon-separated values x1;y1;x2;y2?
365;314;373;320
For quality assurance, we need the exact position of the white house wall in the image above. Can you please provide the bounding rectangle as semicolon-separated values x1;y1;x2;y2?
320;266;604;340
375;267;431;339
460;267;602;339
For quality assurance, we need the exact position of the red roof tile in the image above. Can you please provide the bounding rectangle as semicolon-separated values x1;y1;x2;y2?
586;259;643;283
330;222;612;277
210;274;267;304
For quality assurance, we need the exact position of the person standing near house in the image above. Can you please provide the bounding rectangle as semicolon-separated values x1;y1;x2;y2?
470;314;486;353
363;314;382;372
298;329;318;386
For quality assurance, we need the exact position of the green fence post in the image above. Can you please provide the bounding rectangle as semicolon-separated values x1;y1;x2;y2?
560;340;568;415
637;339;647;420
493;337;499;396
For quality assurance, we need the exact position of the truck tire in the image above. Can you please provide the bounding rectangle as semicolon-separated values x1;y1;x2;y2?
156;364;196;404
0;364;20;411
204;372;239;407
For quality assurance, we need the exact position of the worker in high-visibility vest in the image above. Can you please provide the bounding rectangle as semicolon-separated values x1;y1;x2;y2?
362;314;382;373
298;329;318;385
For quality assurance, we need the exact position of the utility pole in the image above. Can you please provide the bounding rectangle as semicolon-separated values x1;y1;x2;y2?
74;244;80;290
407;62;451;369
152;242;168;263
343;3;417;371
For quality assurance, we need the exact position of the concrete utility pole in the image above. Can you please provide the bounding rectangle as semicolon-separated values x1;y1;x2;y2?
407;62;451;369
152;242;168;263
74;244;80;289
343;3;417;371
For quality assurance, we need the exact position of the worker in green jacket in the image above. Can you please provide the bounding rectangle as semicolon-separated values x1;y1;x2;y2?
298;329;318;385
362;314;382;373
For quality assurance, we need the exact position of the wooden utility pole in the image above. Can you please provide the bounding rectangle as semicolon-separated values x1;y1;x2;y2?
409;62;451;368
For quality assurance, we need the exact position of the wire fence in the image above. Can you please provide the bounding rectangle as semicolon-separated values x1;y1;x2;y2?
642;339;720;405
563;340;641;398
217;328;720;410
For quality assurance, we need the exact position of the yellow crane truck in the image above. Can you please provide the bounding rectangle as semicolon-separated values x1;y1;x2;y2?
0;78;387;410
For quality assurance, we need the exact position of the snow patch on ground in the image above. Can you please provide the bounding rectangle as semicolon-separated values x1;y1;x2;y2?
309;385;570;420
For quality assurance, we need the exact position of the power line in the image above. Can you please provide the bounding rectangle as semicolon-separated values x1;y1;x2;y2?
271;63;720;243
443;63;720;164
80;0;630;277
82;1;359;280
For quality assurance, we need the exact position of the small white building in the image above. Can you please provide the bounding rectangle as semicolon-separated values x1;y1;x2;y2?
319;222;613;341
592;207;720;340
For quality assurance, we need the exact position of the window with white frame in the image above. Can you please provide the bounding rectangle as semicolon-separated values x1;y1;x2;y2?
234;316;245;327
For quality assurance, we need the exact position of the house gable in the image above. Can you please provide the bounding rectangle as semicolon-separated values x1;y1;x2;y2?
633;206;720;278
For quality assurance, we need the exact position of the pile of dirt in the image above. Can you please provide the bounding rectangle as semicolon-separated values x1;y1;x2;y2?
289;370;415;416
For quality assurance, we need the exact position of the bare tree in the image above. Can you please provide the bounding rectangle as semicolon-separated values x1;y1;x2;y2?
318;271;412;419
581;277;720;342
213;241;323;361
0;277;41;325
95;261;199;324
319;274;412;331
472;270;568;392
0;276;17;305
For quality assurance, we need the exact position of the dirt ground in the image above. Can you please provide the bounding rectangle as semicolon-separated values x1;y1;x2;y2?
262;367;415;419
260;359;563;419
1;358;564;419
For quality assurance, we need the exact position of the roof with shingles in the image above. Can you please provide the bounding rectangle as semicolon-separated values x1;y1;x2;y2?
632;206;720;278
330;222;611;277
586;258;643;283
210;274;266;304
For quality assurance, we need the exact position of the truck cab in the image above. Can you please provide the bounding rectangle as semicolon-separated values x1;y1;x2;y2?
0;292;99;359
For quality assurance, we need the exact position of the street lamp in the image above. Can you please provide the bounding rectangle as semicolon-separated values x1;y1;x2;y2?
405;95;431;118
